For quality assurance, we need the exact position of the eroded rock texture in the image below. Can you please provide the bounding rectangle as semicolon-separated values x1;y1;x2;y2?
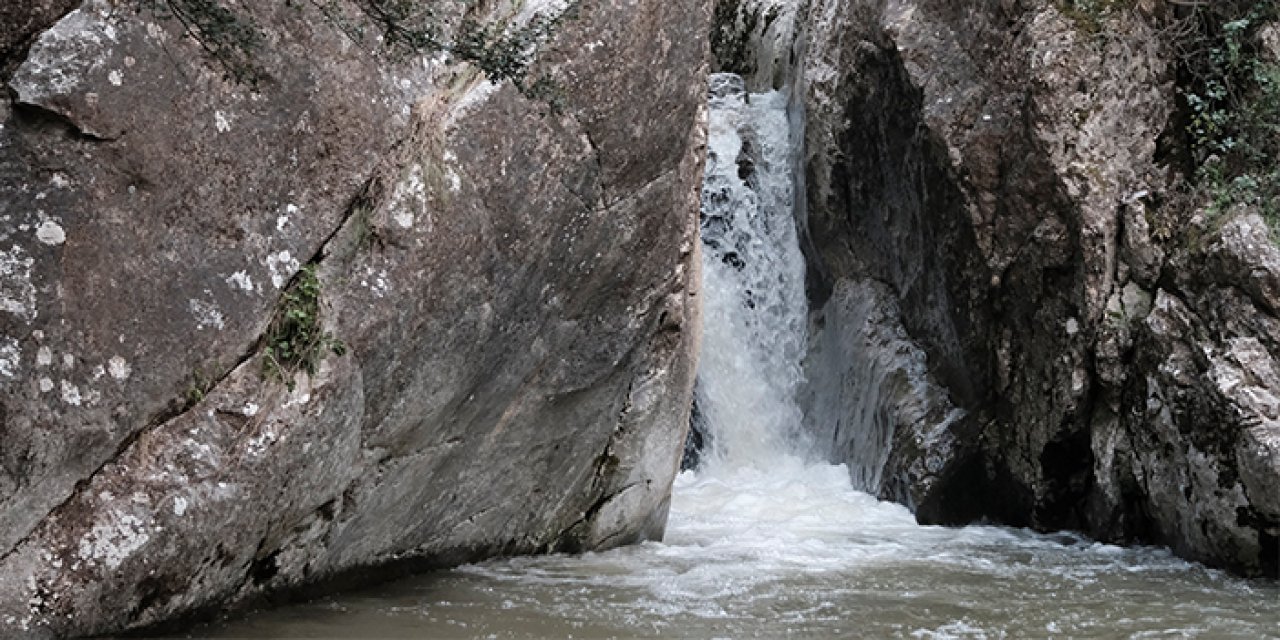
761;0;1280;576
0;0;708;635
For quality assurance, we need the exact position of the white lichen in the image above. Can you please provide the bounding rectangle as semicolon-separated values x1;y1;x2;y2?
76;513;151;570
36;346;52;367
188;298;226;331
360;268;391;298
246;426;278;457
34;220;65;246
225;270;256;293
0;336;20;378
108;355;130;380
266;250;300;289
38;377;53;393
60;380;81;405
0;245;38;322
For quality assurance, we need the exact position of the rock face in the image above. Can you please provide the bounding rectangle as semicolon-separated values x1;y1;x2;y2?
742;0;1280;576
0;0;707;635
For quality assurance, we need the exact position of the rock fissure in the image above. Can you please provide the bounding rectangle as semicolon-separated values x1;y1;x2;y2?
0;330;258;567
3;168;383;566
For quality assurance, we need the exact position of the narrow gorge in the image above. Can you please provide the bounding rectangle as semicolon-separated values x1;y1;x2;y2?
1;0;1279;637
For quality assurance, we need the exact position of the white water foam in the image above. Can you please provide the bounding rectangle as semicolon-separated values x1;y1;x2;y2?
196;75;1280;640
695;74;810;470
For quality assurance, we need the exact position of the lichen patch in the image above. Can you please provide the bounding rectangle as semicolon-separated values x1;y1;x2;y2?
188;299;226;331
0;245;38;322
76;513;152;570
34;220;66;246
60;380;81;405
226;270;256;293
246;427;279;457
360;268;391;298
0;336;20;378
266;251;300;289
108;356;131;380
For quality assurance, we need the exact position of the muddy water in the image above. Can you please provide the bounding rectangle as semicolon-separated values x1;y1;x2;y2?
195;461;1280;639
191;76;1280;639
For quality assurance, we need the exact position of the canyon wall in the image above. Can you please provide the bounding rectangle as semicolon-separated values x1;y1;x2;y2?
716;0;1280;576
0;0;708;635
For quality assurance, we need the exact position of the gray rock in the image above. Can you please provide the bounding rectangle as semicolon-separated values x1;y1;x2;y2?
0;0;708;635
786;0;1280;575
1260;22;1280;65
801;278;971;520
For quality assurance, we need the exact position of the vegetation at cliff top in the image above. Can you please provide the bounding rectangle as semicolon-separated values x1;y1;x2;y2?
144;0;575;107
1056;1;1280;235
1175;1;1280;229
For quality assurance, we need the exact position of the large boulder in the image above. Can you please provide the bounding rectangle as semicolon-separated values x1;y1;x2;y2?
790;0;1280;576
0;0;708;635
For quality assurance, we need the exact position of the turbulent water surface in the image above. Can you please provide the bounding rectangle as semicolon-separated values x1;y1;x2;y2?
192;78;1280;639
196;462;1280;638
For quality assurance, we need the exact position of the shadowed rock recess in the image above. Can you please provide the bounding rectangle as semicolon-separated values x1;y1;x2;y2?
0;0;708;635
714;0;1280;577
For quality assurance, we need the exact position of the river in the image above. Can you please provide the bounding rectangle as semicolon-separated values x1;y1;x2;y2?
191;77;1280;639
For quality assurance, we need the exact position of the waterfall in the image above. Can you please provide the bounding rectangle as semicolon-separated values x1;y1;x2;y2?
693;73;811;470
200;71;1280;640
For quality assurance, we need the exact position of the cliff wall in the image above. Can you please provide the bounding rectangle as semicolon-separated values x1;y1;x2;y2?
0;0;709;634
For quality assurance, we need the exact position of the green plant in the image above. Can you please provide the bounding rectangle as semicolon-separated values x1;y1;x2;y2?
186;368;211;405
263;264;345;389
1178;2;1280;227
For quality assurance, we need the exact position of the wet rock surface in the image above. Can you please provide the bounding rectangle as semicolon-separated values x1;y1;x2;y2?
0;0;708;635
778;0;1280;576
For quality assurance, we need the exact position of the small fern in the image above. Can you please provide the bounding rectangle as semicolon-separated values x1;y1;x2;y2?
263;264;345;390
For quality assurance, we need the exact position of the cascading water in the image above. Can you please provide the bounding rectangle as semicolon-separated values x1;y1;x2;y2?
693;73;810;469
196;75;1280;639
